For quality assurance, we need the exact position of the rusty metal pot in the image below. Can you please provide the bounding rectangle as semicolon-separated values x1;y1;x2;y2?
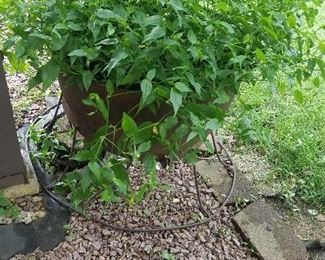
59;76;234;156
58;76;172;155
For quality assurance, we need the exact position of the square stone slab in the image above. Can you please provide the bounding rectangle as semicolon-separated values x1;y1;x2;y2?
196;159;256;204
233;200;308;260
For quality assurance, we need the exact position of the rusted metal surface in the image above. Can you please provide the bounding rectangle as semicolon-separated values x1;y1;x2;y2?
0;52;27;188
59;76;171;140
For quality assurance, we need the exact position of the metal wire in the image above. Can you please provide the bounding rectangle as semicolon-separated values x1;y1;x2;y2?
47;93;63;133
26;104;236;233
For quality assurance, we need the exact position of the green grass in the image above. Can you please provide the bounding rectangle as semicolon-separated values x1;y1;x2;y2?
227;80;325;211
0;193;19;219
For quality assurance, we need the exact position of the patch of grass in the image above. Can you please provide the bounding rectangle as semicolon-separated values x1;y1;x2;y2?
227;80;325;211
160;250;175;260
0;193;19;219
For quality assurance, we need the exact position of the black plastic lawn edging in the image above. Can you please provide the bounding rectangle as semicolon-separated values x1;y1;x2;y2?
0;126;70;260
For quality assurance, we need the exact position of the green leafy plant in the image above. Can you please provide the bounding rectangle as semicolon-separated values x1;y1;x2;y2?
0;193;19;219
29;124;69;174
160;250;176;260
1;0;324;205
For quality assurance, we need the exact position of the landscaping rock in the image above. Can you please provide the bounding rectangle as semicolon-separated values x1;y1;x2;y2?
196;159;256;204
12;162;255;260
233;200;309;260
316;214;325;222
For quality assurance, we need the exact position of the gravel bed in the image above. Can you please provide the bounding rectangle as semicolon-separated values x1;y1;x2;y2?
5;70;58;128
12;162;256;259
0;195;46;225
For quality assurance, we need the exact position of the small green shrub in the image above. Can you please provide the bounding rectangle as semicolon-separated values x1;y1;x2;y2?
0;193;19;219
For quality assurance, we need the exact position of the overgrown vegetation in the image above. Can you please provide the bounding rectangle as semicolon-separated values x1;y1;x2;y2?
227;5;325;211
29;125;69;174
0;193;19;219
228;80;325;211
1;0;324;205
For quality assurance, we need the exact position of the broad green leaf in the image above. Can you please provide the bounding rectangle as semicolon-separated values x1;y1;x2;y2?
159;117;178;140
68;48;98;60
102;167;114;182
175;82;192;92
100;190;110;202
294;89;304;104
68;49;87;57
105;80;114;96
170;88;183;115
85;48;99;60
6;52;27;72
41;59;60;89
184;150;198;165
122;113;138;137
205;119;221;131
82;71;93;90
67;23;83;31
214;90;229;104
141;79;152;104
185;103;225;120
143;26;165;43
73;150;92;162
186;73;201;95
255;48;266;62
143;154;156;174
103;49;128;76
187;30;197;44
138;141;152;153
319;41;325;54
220;21;235;34
312;77;320;88
135;184;149;203
277;81;286;95
174;124;190;140
287;14;296;28
317;59;325;79
88;162;101;181
95;38;118;46
88;20;102;40
216;2;230;12
96;9;115;19
30;33;51;40
27;71;42;90
112;162;130;186
144;15;162;27
113;177;128;194
88;93;109;121
146;69;156;81
186;131;198;142
51;33;68;51
120;60;145;85
164;116;178;129
170;0;185;11
81;171;92;192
